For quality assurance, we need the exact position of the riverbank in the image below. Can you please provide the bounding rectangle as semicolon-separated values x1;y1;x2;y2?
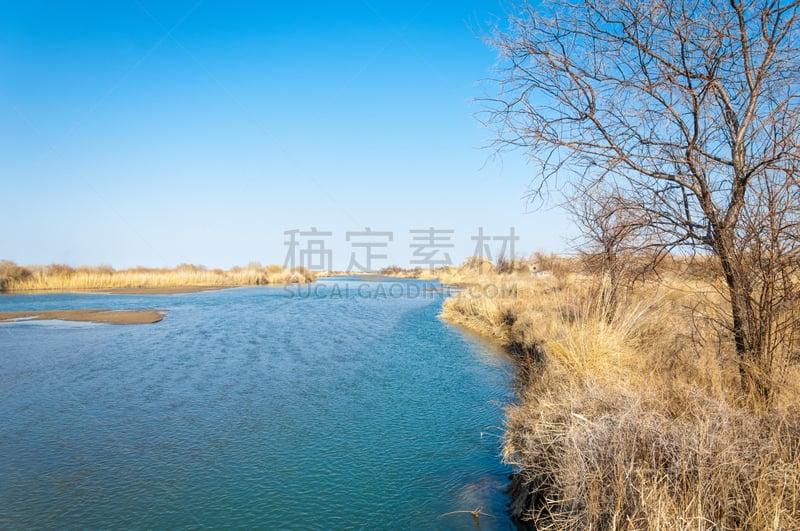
0;261;315;293
437;259;800;529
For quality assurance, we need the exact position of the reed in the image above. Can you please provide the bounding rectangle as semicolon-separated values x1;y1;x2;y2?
0;261;315;292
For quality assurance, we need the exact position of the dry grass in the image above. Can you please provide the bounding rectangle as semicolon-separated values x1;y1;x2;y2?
381;253;564;286
0;261;315;292
440;259;800;530
505;385;800;530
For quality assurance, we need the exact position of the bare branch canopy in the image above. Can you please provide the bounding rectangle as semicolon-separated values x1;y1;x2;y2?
485;0;800;401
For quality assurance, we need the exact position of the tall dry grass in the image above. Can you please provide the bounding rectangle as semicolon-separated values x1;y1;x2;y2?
441;261;800;530
0;261;315;292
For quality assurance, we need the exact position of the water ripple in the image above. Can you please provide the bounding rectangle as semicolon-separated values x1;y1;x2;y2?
0;282;514;529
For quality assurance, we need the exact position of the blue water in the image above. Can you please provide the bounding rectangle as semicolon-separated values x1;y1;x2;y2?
0;279;514;529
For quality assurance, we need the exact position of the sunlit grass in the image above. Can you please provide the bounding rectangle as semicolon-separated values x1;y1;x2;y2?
438;256;800;530
0;260;315;292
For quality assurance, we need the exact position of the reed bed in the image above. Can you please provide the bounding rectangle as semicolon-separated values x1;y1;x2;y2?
440;258;800;530
0;260;315;292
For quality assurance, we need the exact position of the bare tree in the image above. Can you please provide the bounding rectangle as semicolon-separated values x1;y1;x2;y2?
485;0;800;401
566;184;659;319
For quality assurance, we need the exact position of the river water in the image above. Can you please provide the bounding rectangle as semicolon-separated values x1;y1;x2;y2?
0;278;513;529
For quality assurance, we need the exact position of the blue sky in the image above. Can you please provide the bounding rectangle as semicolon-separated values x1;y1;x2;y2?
0;0;573;270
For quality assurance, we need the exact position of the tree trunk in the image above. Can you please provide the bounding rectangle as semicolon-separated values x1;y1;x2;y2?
714;229;772;403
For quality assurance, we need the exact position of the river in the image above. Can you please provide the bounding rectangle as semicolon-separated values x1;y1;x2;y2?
0;278;513;529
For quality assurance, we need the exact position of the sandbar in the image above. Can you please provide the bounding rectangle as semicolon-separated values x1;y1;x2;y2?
0;309;168;325
92;286;234;295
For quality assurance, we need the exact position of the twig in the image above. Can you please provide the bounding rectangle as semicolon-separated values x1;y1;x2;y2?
439;505;497;519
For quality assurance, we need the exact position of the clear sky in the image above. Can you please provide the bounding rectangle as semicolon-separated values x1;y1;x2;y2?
0;0;573;270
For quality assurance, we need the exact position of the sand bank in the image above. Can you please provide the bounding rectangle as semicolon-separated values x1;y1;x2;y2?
93;286;233;295
0;309;167;325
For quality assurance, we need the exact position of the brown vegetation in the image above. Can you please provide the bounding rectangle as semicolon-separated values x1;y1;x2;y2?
474;0;800;524
379;252;558;284
440;256;800;529
487;0;800;406
0;261;315;292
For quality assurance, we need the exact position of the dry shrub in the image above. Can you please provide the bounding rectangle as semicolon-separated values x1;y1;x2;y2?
45;263;74;276
462;255;495;272
531;252;579;277
495;255;535;275
0;260;32;291
291;266;315;283
379;265;423;278
176;263;206;273
496;255;516;274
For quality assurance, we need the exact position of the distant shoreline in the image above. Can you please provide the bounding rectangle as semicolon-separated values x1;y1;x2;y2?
2;285;235;295
0;261;316;293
